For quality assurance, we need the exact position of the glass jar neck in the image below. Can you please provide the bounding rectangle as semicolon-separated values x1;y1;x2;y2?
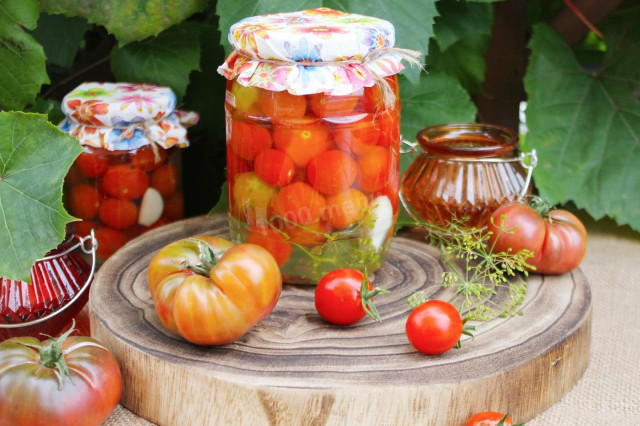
416;123;518;159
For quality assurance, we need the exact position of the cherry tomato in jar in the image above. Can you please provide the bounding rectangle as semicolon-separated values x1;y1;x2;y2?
0;328;122;426
488;201;587;274
333;118;380;155
272;120;332;168
94;226;129;259
228;120;272;160
148;236;282;345
151;164;179;197
309;92;359;117
130;145;167;171
98;197;138;230
254;149;296;187
102;164;149;200
259;90;307;119
268;182;326;226
306;149;358;195
325;188;369;229
68;184;101;220
465;411;517;426
75;151;109;178
356;145;391;194
314;268;388;325
406;300;463;355
247;226;293;266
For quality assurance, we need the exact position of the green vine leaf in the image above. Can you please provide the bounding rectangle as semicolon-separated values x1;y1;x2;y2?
111;22;202;99
524;18;640;231
0;0;49;111
39;0;208;45
0;112;82;282
30;13;90;68
428;0;493;94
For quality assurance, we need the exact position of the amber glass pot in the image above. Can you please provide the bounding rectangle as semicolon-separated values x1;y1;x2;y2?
400;123;537;230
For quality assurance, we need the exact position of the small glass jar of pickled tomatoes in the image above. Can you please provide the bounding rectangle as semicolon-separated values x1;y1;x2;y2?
219;8;417;284
60;82;198;262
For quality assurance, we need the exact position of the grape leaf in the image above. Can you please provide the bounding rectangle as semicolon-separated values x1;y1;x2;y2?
39;0;208;45
0;112;82;282
30;13;90;68
215;0;437;83
524;19;640;230
433;0;492;53
111;22;202;99
0;0;49;111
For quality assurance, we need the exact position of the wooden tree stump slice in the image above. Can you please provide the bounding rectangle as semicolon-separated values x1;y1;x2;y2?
90;214;591;426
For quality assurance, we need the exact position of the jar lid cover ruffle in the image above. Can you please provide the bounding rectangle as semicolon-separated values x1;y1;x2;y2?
59;82;199;151
217;8;410;96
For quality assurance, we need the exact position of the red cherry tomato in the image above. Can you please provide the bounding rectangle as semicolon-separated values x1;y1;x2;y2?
272;121;332;168
254;149;296;187
325;188;369;229
314;268;387;325
465;411;515;426
246;226;293;267
333;118;380;155
151;164;179;197
306;149;358;195
102;164;149;200
162;191;184;221
75;151;109;178
269;182;325;225
68;184;101;220
309;92;359;117
229;120;272;160
259;90;306;119
94;227;129;259
130;145;167;171
356;145;391;194
406;300;463;355
98;198;138;230
488;202;587;274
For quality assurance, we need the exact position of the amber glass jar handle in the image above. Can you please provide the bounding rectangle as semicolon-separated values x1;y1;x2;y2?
0;230;98;329
518;149;538;200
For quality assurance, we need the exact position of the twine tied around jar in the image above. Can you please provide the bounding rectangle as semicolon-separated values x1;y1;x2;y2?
73;120;166;161
234;46;424;109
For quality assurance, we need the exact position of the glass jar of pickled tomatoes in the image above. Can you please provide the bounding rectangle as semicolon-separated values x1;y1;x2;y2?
60;82;198;261
219;8;418;284
400;123;537;230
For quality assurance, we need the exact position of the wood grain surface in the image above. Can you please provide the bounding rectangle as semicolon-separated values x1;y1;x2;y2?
90;214;591;426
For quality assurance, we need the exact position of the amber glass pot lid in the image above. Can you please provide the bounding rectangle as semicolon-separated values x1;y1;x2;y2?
416;123;518;158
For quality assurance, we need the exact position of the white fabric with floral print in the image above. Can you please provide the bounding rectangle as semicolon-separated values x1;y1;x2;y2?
59;82;198;151
218;8;406;96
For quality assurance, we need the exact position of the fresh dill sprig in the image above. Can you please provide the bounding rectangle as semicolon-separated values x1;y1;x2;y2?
418;217;534;321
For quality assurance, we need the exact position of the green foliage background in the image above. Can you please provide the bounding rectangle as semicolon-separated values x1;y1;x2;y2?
0;0;638;278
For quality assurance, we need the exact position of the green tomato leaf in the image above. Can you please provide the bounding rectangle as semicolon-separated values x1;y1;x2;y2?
30;13;90;68
524;19;640;231
215;0;435;83
0;0;49;111
39;0;208;45
0;112;82;282
111;22;202;99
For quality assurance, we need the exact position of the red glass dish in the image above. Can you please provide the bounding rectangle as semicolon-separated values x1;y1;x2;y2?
0;227;97;339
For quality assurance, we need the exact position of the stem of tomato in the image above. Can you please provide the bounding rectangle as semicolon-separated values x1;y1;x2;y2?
17;321;77;390
359;269;390;322
182;241;219;277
